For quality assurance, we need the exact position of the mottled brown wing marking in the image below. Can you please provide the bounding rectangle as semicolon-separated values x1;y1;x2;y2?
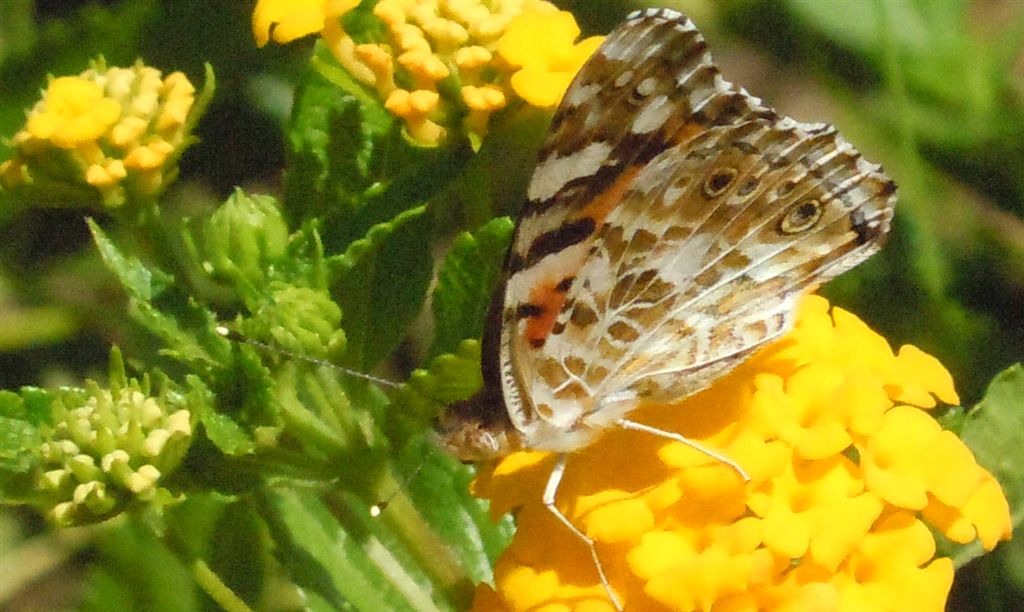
512;165;651;349
509;163;644;275
671;122;709;148
569;302;599;327
537;116;894;406
684;149;884;310
656;122;867;282
576;165;644;226
704;167;739;197
538;15;702;160
608;321;641;343
779;199;823;234
518;10;774;229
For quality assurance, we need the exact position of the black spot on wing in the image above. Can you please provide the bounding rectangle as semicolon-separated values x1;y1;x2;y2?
516;303;545;319
555;276;575;292
850;208;882;245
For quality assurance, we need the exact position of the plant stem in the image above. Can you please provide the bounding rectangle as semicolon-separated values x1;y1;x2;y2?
191;559;254;612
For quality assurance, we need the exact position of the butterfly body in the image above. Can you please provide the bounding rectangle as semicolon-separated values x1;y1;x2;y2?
437;8;895;465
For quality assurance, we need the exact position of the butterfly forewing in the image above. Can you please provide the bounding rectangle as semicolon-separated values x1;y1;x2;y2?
496;10;896;449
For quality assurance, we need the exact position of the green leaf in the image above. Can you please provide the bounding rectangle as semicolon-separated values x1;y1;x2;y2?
0;389;28;419
284;43;395;242
0;414;37;473
0;389;49;501
950;364;1024;567
260;486;461;611
329;206;433;370
284;43;473;254
388;340;483;444
406;341;484;406
284;57;380;224
397;437;514;586
90;220;254;461
431;217;513;356
205;501;267;607
0;416;40;500
88;218;230;368
80;518;199;612
196;408;256;459
186;364;258;459
88;218;165;302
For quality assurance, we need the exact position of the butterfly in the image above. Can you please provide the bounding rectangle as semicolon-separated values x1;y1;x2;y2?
435;7;896;609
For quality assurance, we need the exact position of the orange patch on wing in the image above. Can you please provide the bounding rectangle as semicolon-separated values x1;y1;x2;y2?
576;163;642;227
524;280;569;348
672;121;705;146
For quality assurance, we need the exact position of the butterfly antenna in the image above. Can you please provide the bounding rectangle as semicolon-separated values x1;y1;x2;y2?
369;461;426;517
215;325;402;390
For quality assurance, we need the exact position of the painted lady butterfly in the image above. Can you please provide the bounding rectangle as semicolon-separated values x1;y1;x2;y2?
436;7;896;607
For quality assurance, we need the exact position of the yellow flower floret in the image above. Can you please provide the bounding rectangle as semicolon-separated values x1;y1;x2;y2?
471;295;1011;611
252;0;358;47
1;60;204;210
497;9;604;108
252;0;602;146
25;77;122;149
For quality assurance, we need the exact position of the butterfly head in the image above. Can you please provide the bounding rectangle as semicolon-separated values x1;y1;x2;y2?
434;390;522;462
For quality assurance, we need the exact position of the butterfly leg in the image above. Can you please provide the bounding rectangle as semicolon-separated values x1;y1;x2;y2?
615;418;751;481
543;453;624;611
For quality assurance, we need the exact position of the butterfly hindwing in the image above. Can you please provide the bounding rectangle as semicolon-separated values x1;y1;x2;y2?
564;119;896;406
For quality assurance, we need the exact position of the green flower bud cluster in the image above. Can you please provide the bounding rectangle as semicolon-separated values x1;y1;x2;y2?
36;380;192;526
243;284;347;361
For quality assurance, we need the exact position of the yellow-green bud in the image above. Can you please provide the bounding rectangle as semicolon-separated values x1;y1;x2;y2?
35;381;193;526
203;190;290;295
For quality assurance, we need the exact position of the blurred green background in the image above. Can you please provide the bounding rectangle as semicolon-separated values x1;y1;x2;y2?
1;0;1022;610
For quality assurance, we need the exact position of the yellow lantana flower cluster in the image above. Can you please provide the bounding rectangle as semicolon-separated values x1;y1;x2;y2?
252;0;602;146
1;60;203;209
472;295;1011;612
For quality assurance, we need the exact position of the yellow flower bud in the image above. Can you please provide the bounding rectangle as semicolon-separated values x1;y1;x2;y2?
462;85;505;111
1;59;209;211
454;46;492;70
373;1;407;27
